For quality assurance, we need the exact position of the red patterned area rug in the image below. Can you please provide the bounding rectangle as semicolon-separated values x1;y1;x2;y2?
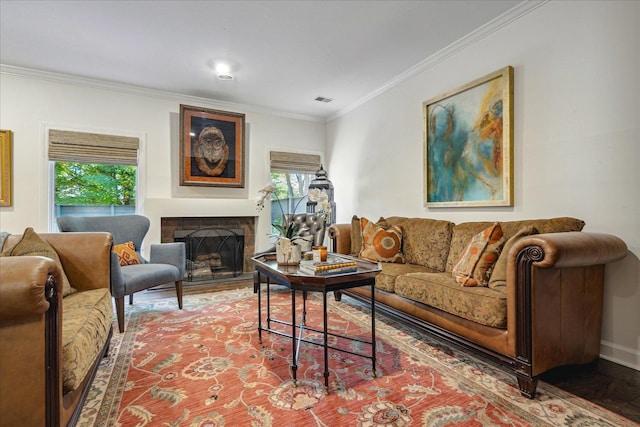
78;287;636;426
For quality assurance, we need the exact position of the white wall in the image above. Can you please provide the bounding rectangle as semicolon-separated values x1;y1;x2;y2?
0;73;326;252
326;1;640;369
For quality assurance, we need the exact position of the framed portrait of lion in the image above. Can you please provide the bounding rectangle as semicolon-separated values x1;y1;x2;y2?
180;104;246;187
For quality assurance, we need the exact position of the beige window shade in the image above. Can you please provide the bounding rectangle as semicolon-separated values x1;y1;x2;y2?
270;151;321;174
48;129;139;165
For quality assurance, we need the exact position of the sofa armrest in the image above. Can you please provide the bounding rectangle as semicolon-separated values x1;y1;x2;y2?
505;231;628;382
0;256;62;426
328;223;351;255
149;242;186;277
509;231;628;269
0;256;60;320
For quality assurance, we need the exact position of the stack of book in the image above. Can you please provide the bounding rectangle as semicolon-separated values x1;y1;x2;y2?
299;257;358;276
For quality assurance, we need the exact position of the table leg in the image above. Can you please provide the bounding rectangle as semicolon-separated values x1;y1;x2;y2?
266;277;271;330
323;291;329;394
371;282;377;378
291;289;297;387
257;272;262;344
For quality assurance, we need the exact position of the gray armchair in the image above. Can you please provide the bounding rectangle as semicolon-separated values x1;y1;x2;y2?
57;215;185;333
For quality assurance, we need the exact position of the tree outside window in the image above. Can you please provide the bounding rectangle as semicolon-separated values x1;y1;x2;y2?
54;161;136;218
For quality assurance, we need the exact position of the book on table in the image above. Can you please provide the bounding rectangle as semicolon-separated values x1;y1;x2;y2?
299;255;358;276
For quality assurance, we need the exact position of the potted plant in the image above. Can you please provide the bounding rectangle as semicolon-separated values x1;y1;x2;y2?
257;183;331;265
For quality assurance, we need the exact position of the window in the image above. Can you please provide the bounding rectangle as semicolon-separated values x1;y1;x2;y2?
48;129;139;227
269;151;321;231
54;161;137;218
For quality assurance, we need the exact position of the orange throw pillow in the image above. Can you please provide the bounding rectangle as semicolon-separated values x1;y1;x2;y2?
114;241;140;266
359;217;405;264
453;222;505;287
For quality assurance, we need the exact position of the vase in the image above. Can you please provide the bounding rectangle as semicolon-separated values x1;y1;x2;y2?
275;237;302;265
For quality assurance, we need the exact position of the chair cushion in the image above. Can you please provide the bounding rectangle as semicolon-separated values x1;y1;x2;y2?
62;288;112;393
121;263;181;294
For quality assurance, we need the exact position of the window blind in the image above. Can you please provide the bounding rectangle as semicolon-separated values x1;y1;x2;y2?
269;151;321;174
48;129;139;165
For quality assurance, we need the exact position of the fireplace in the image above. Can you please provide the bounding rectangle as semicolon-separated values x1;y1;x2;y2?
161;217;255;283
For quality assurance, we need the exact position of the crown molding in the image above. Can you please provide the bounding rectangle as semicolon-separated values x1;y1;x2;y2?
328;0;547;122
0;64;323;123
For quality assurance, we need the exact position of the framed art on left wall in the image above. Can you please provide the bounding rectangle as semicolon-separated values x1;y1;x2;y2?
180;104;246;188
0;129;12;207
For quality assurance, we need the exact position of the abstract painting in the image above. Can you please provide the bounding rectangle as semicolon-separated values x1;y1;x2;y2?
423;66;513;207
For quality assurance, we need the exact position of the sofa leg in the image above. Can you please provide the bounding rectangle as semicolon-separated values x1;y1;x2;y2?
334;291;342;301
129;294;133;305
115;297;125;333
176;280;183;309
516;372;538;399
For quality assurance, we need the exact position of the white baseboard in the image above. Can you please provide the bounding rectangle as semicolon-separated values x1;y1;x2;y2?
600;340;640;371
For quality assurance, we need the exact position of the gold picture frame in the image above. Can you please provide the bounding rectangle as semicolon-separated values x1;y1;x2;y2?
423;66;514;207
179;104;246;188
0;130;12;207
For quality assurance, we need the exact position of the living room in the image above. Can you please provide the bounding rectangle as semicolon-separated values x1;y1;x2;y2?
1;0;638;425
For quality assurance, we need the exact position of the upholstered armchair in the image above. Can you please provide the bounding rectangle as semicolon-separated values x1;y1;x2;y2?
57;215;185;333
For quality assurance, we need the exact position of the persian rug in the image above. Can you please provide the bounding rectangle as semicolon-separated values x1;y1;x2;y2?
78;287;636;426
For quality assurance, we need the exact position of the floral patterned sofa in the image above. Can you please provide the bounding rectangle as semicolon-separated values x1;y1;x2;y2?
0;228;113;426
329;216;628;398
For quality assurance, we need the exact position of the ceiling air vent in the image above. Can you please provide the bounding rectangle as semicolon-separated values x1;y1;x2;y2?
314;96;333;103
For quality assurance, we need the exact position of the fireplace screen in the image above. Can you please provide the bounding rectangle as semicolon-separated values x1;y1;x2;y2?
174;228;244;282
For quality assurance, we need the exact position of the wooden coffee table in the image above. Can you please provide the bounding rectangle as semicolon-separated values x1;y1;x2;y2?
252;253;381;393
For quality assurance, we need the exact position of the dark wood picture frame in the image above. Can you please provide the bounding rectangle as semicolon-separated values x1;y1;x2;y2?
180;104;246;187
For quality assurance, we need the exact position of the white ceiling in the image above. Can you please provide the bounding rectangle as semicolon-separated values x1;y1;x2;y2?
0;0;524;120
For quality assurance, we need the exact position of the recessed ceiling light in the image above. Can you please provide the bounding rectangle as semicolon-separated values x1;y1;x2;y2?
315;96;333;103
215;62;234;80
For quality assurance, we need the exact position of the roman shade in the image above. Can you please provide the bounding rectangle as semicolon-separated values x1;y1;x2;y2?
48;130;139;165
269;151;321;174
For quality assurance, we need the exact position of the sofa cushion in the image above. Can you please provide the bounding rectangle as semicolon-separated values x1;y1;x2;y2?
350;215;387;256
1;227;76;297
445;217;585;272
359;217;405;263
385;217;453;272
114;240;141;266
375;262;434;293
453;223;505;287
395;272;507;328
488;225;538;290
62;288;112;393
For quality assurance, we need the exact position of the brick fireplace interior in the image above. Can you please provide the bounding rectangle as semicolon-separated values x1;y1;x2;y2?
161;216;256;283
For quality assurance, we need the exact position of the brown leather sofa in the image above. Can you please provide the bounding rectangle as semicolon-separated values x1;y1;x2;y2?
0;231;113;426
329;216;628;398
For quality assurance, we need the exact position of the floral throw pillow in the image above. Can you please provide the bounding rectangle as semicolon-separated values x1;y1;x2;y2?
359;217;405;264
114;241;140;266
453;222;505;287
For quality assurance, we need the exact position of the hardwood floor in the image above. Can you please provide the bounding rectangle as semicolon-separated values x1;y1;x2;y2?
136;280;640;423
541;358;640;423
